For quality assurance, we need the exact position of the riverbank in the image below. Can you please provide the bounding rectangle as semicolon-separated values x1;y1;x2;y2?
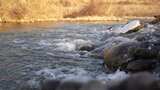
0;16;154;24
1;0;159;23
0;16;160;90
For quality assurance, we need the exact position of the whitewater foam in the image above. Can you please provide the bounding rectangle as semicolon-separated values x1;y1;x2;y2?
36;68;129;83
56;42;76;51
55;39;93;51
38;40;52;46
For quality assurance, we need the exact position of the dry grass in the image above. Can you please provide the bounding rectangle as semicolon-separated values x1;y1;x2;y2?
0;0;160;23
64;0;107;18
9;2;28;20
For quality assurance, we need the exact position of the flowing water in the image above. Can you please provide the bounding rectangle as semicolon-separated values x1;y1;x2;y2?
0;23;128;90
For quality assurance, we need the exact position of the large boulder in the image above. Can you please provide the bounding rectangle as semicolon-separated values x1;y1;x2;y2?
103;27;160;72
104;41;160;72
104;42;140;71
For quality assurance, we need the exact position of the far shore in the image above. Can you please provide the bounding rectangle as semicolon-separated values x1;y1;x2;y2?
0;16;154;24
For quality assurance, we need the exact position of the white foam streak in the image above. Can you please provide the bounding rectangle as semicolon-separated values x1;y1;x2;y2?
36;68;129;83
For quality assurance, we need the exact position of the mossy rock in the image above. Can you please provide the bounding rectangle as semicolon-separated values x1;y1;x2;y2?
104;42;139;71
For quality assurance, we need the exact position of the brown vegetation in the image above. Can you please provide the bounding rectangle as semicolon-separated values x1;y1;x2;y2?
0;0;160;23
64;0;107;18
9;2;28;20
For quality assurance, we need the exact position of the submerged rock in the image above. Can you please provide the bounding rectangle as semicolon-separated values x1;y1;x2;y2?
79;45;95;52
73;39;95;51
55;39;95;52
80;80;107;90
109;72;160;90
39;73;160;90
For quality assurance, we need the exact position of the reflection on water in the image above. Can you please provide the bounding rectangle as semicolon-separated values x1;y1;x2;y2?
0;22;128;90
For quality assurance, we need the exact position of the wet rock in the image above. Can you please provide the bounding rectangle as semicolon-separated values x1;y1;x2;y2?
100;32;118;41
132;48;157;59
111;20;143;34
104;40;160;72
56;81;83;90
91;37;136;59
132;29;160;42
41;80;61;90
152;65;160;76
41;80;83;90
80;80;107;90
79;45;95;51
150;15;160;24
73;39;95;51
103;24;160;72
55;39;95;52
109;72;160;90
19;80;41;90
126;60;157;72
38;73;160;90
104;42;139;71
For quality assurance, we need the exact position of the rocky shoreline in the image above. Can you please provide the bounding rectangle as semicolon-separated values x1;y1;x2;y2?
89;16;160;74
23;16;160;90
1;0;159;23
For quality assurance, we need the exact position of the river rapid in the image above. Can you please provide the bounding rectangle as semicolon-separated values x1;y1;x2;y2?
0;23;128;90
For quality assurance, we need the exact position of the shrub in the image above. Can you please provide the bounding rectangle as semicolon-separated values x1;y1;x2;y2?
9;2;28;20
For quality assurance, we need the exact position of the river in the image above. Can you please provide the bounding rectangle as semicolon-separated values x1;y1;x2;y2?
0;22;128;90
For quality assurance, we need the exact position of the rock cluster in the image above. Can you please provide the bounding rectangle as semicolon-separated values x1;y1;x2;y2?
91;18;160;73
109;72;160;90
40;73;160;90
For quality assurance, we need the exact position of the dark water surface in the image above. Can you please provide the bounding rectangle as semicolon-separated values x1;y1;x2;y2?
0;23;127;90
